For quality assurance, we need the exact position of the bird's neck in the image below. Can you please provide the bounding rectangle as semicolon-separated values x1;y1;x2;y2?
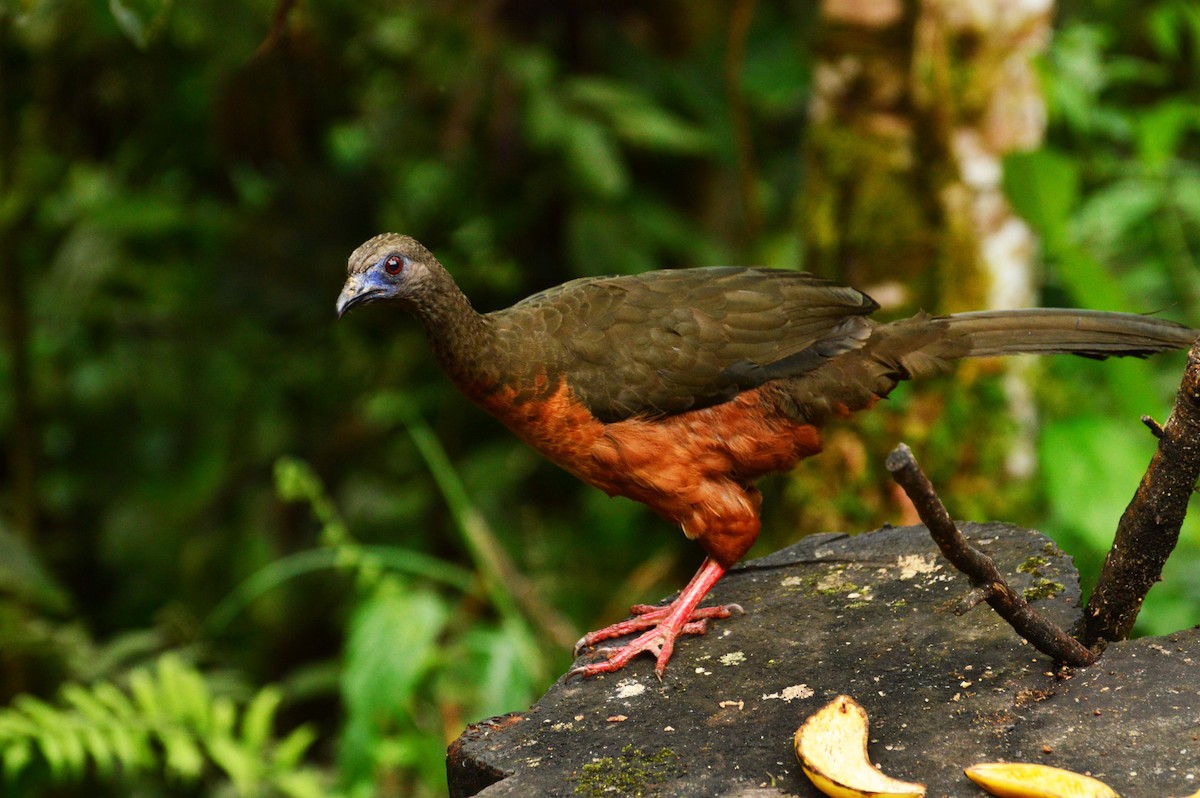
413;276;501;399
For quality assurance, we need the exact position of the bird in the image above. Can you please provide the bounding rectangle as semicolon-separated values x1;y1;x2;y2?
336;233;1198;679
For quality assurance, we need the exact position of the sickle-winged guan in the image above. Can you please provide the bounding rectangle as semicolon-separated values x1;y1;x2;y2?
336;233;1198;678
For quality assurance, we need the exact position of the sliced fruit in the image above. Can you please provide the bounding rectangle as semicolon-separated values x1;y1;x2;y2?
794;694;925;798
965;762;1118;798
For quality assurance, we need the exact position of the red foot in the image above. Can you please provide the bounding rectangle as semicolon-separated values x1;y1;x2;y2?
568;558;742;679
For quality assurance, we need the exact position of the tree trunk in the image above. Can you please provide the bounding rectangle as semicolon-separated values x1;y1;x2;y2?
785;0;1055;540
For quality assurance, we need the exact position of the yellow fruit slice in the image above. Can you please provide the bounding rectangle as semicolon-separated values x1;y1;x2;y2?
794;694;925;798
965;762;1118;798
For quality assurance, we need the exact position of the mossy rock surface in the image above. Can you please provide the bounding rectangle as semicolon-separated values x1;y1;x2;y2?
448;523;1200;797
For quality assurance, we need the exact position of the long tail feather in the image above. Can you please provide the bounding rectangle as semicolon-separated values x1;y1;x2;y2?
946;309;1197;359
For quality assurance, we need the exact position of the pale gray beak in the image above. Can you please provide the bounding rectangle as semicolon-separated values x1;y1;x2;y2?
336;272;385;318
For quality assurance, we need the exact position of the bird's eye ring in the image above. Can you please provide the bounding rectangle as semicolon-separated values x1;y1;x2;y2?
384;254;404;275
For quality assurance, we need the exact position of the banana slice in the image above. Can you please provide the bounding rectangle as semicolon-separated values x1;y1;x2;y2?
965;762;1118;798
794;694;925;798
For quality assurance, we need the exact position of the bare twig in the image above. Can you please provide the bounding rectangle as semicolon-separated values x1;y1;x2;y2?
253;0;297;58
1084;340;1200;649
886;444;1096;667
1141;415;1165;439
951;587;990;615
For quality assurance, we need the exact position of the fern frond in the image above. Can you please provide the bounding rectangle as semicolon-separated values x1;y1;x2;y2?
0;653;329;796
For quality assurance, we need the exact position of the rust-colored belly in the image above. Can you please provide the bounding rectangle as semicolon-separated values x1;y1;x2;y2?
473;377;824;564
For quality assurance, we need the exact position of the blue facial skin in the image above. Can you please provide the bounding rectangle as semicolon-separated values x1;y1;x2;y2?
336;254;408;317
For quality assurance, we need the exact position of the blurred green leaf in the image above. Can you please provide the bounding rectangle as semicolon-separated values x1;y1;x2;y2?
0;524;71;613
1003;148;1079;249
1173;169;1200;226
240;687;282;752
457;620;540;720
564;118;627;198
337;584;448;789
568;78;711;154
1136;100;1200;170
108;0;172;48
1074;178;1161;254
1040;416;1151;562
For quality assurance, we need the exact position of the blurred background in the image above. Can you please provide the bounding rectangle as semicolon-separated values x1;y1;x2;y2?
1;0;1198;795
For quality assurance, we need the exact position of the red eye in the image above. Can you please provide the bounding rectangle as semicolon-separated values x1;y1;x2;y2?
384;255;404;275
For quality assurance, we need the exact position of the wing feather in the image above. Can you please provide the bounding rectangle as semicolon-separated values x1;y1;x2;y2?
493;266;879;421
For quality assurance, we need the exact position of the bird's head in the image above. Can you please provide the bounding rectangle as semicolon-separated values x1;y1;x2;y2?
336;233;441;318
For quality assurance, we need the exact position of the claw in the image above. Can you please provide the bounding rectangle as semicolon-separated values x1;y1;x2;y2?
568;558;737;678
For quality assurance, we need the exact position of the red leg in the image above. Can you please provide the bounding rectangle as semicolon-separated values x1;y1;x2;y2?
569;558;742;679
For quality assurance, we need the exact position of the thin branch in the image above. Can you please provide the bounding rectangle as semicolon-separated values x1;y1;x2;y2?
1084;339;1200;648
253;0;297;59
886;444;1096;667
951;587;990;615
1141;415;1164;439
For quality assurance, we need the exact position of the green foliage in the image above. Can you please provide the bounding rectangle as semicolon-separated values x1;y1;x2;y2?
0;1;1197;796
269;455;553;796
0;654;325;797
337;586;448;791
1014;0;1200;629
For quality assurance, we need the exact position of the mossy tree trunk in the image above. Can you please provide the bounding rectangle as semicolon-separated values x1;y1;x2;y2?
802;0;1050;313
778;0;1054;544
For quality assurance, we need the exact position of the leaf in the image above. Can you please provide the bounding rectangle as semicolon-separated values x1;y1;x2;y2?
1148;2;1184;59
1052;247;1140;315
205;545;474;634
275;769;330;798
2;741;33;779
128;666;164;720
160;728;204;780
564;118;628;198
210;696;237;738
1041;416;1151;552
11;696;71;778
79;629;168;682
60;683;111;724
0;523;72;612
156;655;211;732
273;457;322;504
1003;148;1080;250
240;687;282;752
1136;100;1200;170
342;586;448;716
338;585;449;784
1073;177;1161;254
524;91;570;147
457;622;540;720
105;723;146;773
93;681;138;724
567;78;711;154
108;0;172;49
1172;168;1200;225
108;0;149;47
82;725;116;779
207;736;259;793
273;725;318;768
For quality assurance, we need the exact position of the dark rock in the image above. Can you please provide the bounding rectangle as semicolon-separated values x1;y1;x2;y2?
448;523;1199;797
